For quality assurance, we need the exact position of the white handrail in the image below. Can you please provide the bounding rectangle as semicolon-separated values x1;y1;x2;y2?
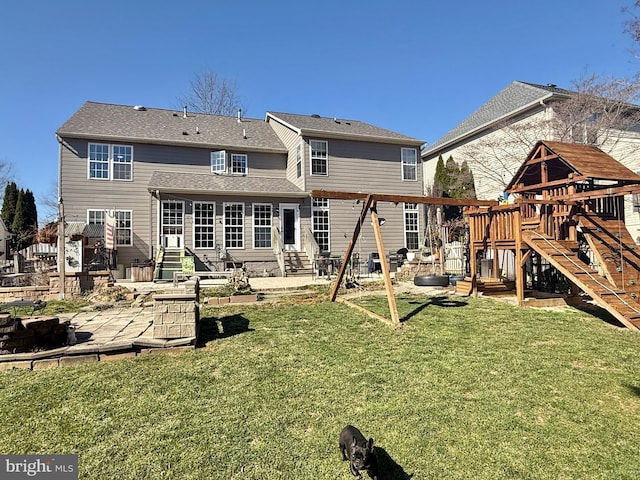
272;226;286;276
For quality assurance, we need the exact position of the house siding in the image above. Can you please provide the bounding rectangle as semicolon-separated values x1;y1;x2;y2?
304;138;423;196
60;138;288;268
267;119;305;189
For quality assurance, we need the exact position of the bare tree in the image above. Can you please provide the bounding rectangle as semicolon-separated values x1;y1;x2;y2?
37;180;59;224
177;70;245;116
0;158;14;188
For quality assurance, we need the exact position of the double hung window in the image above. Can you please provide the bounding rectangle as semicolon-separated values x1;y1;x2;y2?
88;143;133;181
402;148;417;181
310;140;328;176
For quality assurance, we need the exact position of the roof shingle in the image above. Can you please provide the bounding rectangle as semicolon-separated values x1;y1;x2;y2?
57;102;288;153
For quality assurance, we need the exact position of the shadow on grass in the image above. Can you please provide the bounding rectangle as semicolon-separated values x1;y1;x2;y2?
625;384;640;398
197;314;254;347
374;446;413;479
401;295;468;323
566;299;626;329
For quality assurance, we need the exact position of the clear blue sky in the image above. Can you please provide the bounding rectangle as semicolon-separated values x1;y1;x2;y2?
0;0;637;219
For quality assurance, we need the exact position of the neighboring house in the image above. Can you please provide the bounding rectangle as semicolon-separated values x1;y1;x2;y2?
56;102;425;277
422;80;640;240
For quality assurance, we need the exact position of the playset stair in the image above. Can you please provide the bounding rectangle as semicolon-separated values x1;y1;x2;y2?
521;228;640;331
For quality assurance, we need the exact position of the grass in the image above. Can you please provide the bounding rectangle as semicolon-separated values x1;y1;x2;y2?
1;293;639;479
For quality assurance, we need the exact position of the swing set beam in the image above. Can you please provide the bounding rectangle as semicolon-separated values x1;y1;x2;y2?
311;190;496;325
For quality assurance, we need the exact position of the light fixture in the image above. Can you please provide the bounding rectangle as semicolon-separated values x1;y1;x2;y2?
378;217;386;226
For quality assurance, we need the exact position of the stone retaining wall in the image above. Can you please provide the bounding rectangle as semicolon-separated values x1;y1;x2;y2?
0;272;112;303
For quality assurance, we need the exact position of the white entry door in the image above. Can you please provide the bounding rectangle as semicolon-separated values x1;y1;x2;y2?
279;203;300;252
161;200;184;248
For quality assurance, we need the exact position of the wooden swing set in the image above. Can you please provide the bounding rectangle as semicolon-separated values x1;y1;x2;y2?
313;140;640;331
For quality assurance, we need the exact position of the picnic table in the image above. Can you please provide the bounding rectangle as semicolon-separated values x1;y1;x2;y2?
0;300;47;317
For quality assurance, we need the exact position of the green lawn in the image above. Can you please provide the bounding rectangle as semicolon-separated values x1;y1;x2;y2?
1;293;639;479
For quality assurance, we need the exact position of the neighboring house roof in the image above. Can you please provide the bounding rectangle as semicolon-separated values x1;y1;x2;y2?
505;140;640;192
266;112;425;146
147;171;307;197
423;81;574;156
57;102;288;153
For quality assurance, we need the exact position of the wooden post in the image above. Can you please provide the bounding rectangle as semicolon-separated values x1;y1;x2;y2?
514;206;525;303
330;195;373;302
370;201;400;324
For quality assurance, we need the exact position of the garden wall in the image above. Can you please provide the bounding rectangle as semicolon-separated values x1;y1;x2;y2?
0;272;112;302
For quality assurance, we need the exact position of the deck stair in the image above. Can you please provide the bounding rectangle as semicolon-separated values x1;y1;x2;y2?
154;248;184;281
521;229;640;331
284;251;313;277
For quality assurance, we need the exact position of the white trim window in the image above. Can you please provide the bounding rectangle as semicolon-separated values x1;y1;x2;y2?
404;203;419;250
224;203;244;249
88;143;110;180
231;153;248;175
87;209;105;225
310;140;328;176
211;150;226;173
112;145;133;180
311;198;330;252
115;210;133;246
87;209;133;246
88;143;133;181
194;202;216;249
401;148;417;181
296;142;303;178
253;203;272;249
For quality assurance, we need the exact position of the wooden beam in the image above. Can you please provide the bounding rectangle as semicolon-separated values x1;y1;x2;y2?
329;195;373;302
336;297;395;326
370;201;400;325
310;190;497;207
554;184;640;201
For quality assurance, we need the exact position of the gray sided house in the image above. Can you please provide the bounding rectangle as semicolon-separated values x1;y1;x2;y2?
57;102;425;277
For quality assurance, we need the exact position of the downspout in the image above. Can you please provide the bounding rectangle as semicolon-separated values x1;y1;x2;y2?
149;191;154;260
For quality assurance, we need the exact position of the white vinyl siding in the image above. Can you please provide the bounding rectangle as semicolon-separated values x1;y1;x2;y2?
193;202;216;249
224;203;244;249
253;203;272;249
402;148;417;181
88;143;133;181
310;140;328;176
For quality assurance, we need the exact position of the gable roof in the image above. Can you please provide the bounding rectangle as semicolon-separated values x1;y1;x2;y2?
57;102;288;153
266;112;424;146
505;140;640;192
423;81;574;156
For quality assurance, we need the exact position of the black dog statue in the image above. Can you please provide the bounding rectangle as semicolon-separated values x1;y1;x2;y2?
339;425;378;479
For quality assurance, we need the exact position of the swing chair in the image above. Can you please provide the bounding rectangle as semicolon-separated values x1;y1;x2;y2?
413;206;450;287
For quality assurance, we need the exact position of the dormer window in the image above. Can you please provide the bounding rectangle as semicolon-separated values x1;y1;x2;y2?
231;154;248;175
211;150;226;173
210;151;247;175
